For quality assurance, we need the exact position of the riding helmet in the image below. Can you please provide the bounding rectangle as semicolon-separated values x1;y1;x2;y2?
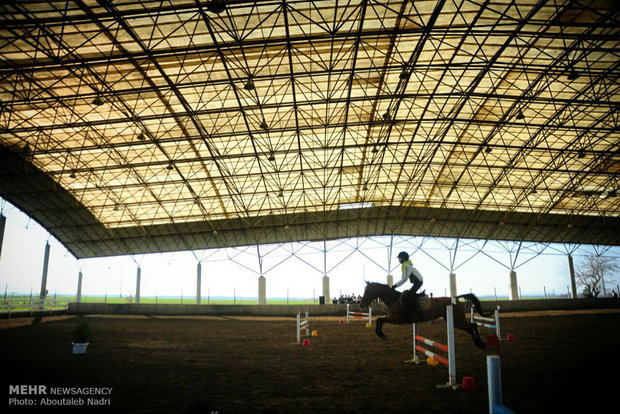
397;251;409;261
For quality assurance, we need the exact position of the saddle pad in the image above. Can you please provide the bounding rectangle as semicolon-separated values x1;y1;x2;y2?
418;295;431;311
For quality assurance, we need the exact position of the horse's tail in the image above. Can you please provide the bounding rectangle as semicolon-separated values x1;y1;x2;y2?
456;293;494;317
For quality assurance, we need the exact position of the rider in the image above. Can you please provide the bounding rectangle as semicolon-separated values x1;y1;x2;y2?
393;251;424;317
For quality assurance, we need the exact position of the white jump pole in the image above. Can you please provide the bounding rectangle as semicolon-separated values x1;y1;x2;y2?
487;355;514;414
445;304;456;388
408;304;458;389
495;308;501;339
296;311;309;344
411;323;418;362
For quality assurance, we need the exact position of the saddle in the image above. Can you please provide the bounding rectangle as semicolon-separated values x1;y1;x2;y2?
399;290;429;317
417;293;431;311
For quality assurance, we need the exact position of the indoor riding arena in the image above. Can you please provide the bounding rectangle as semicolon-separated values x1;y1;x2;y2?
1;1;619;414
2;307;620;413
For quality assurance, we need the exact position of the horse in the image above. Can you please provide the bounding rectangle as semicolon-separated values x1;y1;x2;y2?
360;282;493;349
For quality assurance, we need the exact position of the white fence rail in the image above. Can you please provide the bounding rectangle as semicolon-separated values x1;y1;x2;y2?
0;297;69;317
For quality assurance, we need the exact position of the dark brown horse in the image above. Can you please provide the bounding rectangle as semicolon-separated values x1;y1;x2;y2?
360;282;493;349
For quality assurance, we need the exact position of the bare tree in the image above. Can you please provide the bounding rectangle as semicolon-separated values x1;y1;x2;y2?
576;253;619;298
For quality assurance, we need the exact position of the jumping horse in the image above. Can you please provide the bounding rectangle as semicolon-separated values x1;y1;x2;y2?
360;282;493;349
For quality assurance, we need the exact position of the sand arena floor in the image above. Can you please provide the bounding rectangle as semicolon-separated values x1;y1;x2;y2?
2;310;620;413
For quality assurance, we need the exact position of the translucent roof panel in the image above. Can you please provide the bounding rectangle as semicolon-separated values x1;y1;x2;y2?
0;0;618;257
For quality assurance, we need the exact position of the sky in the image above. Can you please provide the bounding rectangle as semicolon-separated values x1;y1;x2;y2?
1;197;619;300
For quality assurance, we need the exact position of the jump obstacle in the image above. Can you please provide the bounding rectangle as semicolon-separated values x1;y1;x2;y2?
296;311;310;345
407;304;459;389
345;303;372;325
471;306;501;339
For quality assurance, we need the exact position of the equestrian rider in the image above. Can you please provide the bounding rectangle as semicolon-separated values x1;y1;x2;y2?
393;251;424;317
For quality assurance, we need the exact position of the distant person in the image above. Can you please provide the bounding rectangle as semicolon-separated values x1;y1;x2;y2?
393;251;424;317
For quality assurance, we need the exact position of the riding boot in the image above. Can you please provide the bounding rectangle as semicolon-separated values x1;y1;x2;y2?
409;295;418;317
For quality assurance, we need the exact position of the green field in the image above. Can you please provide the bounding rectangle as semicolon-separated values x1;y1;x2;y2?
80;296;318;305
1;295;319;307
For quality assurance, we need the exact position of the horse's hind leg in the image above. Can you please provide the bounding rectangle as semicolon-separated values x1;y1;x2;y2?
454;305;486;350
467;322;486;350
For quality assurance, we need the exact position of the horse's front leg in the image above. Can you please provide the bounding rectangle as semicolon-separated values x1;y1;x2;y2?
375;317;387;340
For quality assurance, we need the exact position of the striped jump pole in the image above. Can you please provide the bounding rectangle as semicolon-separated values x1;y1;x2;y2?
345;303;372;325
471;306;501;339
296;311;309;344
407;304;458;389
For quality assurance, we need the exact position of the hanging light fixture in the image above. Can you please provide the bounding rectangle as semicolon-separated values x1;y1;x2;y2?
567;69;580;81
515;109;525;120
206;0;226;14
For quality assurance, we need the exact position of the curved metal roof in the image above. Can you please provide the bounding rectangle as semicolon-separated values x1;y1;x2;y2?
0;0;619;258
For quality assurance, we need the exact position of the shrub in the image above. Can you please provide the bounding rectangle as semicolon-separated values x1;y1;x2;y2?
71;317;93;343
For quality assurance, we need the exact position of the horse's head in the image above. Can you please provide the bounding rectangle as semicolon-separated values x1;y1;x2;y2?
360;281;379;309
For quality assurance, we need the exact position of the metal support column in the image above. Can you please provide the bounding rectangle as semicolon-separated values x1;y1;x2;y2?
567;254;577;298
39;242;50;309
0;215;6;261
387;235;394;286
196;262;202;304
76;270;83;303
509;270;518;300
449;272;457;298
322;240;330;301
449;239;459;298
257;245;266;305
135;266;141;304
258;276;266;305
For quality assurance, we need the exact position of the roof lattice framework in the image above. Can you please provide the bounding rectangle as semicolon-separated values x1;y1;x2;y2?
0;0;619;258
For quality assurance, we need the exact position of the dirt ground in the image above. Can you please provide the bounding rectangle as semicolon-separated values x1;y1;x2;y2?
2;310;620;413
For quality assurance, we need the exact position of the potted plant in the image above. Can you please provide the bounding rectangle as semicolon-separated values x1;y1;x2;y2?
71;316;92;355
